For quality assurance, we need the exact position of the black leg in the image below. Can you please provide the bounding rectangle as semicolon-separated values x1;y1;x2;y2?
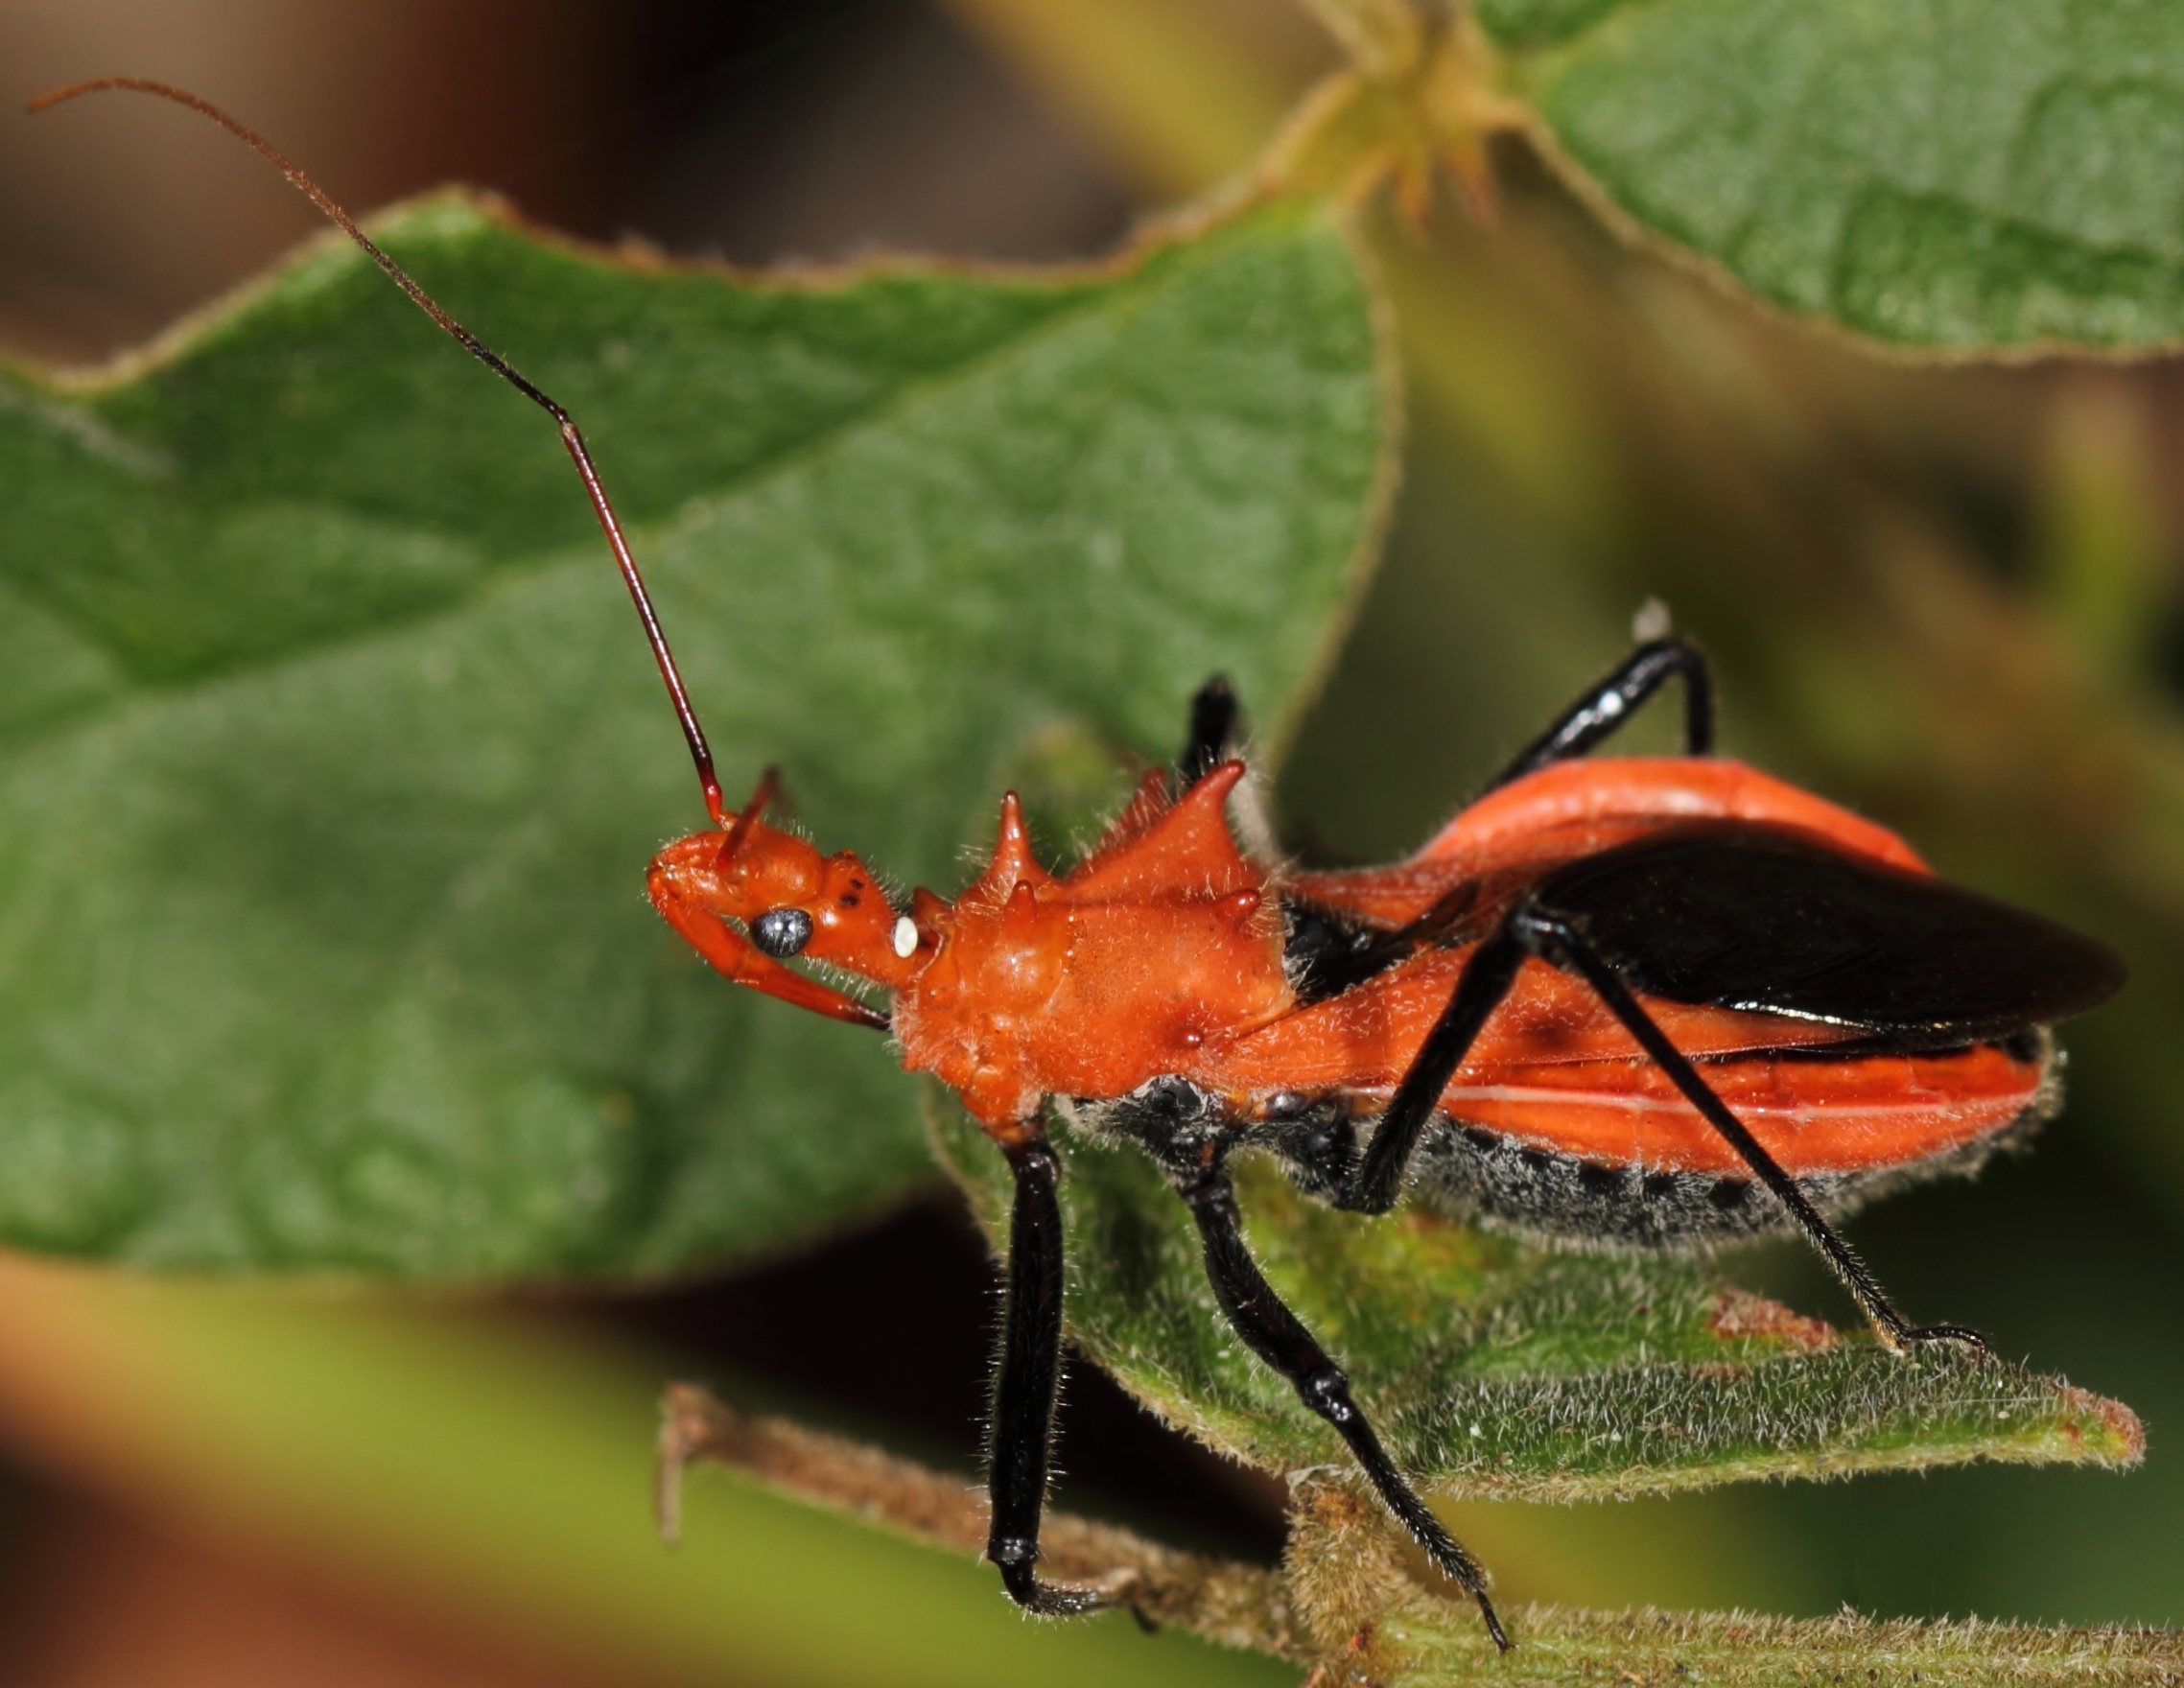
988;1134;1117;1616
1484;637;1714;792
1178;675;1237;788
1338;893;1978;1354
1341;926;1528;1215
1181;1155;1511;1652
1513;908;1984;1356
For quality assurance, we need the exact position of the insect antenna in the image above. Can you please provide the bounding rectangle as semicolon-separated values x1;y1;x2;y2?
27;76;733;830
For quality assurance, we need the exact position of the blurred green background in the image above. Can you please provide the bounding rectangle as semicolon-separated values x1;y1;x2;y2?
0;0;2177;1681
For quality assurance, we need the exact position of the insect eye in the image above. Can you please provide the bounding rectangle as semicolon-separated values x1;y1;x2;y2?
750;907;814;958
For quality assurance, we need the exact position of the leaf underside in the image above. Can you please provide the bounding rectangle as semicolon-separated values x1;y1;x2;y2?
1478;0;2184;351
0;193;1387;1278
932;1108;2140;1500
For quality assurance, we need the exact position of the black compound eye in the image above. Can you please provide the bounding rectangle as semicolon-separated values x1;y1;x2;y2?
750;907;814;958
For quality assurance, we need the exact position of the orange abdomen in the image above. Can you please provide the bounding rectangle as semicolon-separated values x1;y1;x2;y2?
1199;949;2046;1179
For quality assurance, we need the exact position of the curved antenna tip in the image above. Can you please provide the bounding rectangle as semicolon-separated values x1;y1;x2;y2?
30;77;191;117
27;79;102;115
33;74;730;826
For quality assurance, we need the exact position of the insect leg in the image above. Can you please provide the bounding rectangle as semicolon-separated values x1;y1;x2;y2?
1513;905;1984;1356
1178;675;1283;859
1181;1152;1510;1652
1342;926;1529;1215
987;1133;1118;1617
1484;637;1714;792
1178;675;1238;787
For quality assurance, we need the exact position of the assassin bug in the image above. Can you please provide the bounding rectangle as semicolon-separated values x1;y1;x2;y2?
35;80;2127;1654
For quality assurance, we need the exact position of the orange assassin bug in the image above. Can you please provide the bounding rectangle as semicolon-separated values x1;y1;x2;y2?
33;80;2127;1653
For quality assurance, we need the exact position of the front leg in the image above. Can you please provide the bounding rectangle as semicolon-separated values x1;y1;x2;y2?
987;1133;1120;1615
1180;1153;1511;1651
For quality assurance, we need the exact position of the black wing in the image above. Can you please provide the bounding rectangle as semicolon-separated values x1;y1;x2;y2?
1533;822;2125;1038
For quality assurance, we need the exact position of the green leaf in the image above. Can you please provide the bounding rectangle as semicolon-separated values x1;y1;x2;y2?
0;192;1389;1278
1477;0;2184;349
1365;1606;2184;1686
1283;1469;2184;1686
932;1109;2141;1496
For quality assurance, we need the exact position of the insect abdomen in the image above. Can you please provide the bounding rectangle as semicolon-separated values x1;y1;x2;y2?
1408;1036;2059;1247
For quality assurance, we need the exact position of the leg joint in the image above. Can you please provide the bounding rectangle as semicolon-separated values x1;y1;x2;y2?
1503;898;1565;954
1004;1136;1061;1188
1297;1364;1357;1425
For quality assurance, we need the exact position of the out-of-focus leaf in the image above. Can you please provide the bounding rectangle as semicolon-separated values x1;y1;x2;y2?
941;0;1309;197
933;1110;2141;1496
0;191;1389;1277
1477;0;2184;349
0;1255;1291;1688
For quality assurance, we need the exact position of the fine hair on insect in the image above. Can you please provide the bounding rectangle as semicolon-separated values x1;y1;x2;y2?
33;78;2128;1655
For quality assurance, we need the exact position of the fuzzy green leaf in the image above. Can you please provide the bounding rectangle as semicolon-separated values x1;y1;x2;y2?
1390;1608;2184;1686
1336;1597;2184;1687
933;1110;2141;1496
1478;0;2184;350
0;193;1388;1277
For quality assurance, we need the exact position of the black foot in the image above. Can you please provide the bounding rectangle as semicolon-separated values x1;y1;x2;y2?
1898;1322;1989;1354
998;1552;1120;1617
1475;1589;1512;1653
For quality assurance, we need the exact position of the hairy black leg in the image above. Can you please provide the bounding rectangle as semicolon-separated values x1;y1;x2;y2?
988;1135;1116;1615
1182;1156;1511;1652
1178;674;1238;787
1515;907;1984;1356
1485;637;1714;792
1341;926;1528;1215
1334;889;1977;1354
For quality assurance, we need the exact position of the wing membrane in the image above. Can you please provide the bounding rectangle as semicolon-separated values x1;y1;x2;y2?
1536;823;2125;1037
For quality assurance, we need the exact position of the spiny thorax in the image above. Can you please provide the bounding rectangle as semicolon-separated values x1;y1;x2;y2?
894;763;1295;1135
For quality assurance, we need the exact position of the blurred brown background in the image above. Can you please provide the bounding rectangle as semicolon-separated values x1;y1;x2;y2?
1;0;1148;362
3;1;2181;1682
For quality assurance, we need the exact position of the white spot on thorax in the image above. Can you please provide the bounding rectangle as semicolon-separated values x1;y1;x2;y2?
893;915;918;958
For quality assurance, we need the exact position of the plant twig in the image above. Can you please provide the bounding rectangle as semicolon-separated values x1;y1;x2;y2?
658;1382;1298;1655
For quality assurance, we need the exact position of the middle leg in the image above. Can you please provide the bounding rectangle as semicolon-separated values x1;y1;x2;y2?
1336;894;1982;1355
1515;907;1984;1354
1179;1147;1510;1651
1485;636;1714;792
